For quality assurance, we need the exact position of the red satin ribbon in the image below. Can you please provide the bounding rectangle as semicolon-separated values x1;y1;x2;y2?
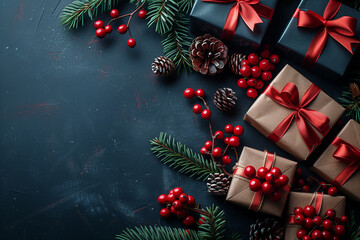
288;192;323;224
265;82;330;152
331;137;360;187
293;0;360;67
201;0;274;41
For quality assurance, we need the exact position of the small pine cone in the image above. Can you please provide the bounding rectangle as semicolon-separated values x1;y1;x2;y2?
207;173;230;196
229;53;247;75
151;56;175;77
249;218;284;240
213;88;237;112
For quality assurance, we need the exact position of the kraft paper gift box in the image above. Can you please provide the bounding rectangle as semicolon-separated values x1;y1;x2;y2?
244;64;345;160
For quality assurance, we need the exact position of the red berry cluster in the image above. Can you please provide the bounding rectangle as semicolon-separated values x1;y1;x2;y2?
295;206;348;240
245;166;289;201
200;124;244;165
93;7;147;48
184;88;212;119
236;48;280;99
158;187;197;227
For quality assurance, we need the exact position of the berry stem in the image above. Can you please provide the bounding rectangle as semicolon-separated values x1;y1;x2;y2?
233;148;239;162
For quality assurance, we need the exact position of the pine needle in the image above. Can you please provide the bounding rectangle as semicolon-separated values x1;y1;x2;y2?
198;205;227;240
147;0;178;35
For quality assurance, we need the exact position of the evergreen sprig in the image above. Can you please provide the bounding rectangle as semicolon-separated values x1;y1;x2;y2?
147;0;179;35
339;84;360;122
198;205;226;240
60;0;122;29
115;226;201;240
150;132;223;181
178;0;195;13
349;211;360;240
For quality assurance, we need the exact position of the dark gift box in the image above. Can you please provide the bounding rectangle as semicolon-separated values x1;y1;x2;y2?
277;0;360;79
190;0;278;49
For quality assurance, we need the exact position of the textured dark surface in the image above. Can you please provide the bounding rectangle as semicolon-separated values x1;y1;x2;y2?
0;0;359;239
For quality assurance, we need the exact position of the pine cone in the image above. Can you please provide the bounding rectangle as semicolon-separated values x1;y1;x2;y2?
207;173;230;196
213;88;237;112
229;53;247;75
249;218;284;240
190;34;229;75
152;56;175;77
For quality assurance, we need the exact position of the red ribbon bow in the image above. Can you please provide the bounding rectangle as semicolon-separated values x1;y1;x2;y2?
265;82;330;152
293;0;360;67
331;137;360;187
201;0;274;41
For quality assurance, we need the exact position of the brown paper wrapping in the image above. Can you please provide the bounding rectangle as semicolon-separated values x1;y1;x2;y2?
244;65;345;161
285;192;346;240
312;120;360;202
226;146;297;217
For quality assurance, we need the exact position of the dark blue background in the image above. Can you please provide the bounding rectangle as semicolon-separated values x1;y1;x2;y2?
0;0;359;239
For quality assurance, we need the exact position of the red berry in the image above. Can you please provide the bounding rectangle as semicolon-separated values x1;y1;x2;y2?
215;130;224;139
222;155;232;165
176;209;187;219
302;185;310;192
201;109;212;119
303;217;314;229
193;104;202;114
255;80;264;89
294;207;304;215
249;178;262;192
244;165;256;178
262;182;274;195
196;89;205;97
95;28;106;38
237;78;247;88
127;38;136;48
184;88;195;99
335;225;346;236
278;175;289;186
322;230;332;240
160;208;170;218
320;181;328;190
304;205;316;218
104;25;113;34
224;124;234;133
212;147;222;158
158;194;168;205
323;219;334;230
311;230;323;240
233;125;244;136
247;78;257;87
261;71;272;81
248;53;260;65
260;49;271;59
328;187;338;196
313;216;323;226
172;200;182;210
138;9;147;19
198;217;206;225
296;168;303;176
259;59;271;70
257;167;268;179
169;189;174;194
228;136;240;147
332;236;340;240
294;214;305;224
94;20;104;29
265;172;276;184
173;187;183;197
118;24;128;34
251;66;262;78
200;147;207;155
240;65;251;77
297;178;305;187
340;216;348;224
269;63;275;71
303;236;311;240
326;209;336;219
270;167;282;178
178;193;188;203
247;88;258;98
170;206;177;215
241;59;250;66
269;189;283;201
204;141;212;151
270;54;280;64
187;195;195;206
296;229;307;239
224;137;230;144
110;9;119;18
183;216;195;226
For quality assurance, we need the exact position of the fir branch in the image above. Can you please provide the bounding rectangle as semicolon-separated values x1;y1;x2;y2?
339;84;360;122
349;211;360;240
60;0;122;29
198;205;226;240
162;12;192;73
115;226;201;240
150;132;223;181
230;233;243;240
147;0;178;35
178;0;195;13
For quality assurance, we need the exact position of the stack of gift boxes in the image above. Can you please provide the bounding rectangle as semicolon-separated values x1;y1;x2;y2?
189;0;360;238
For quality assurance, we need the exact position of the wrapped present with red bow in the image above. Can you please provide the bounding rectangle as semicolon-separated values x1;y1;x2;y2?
189;0;278;49
226;147;297;217
244;65;345;160
278;0;360;78
312;120;360;202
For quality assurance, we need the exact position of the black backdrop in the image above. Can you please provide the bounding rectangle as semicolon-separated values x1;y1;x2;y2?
0;0;359;239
